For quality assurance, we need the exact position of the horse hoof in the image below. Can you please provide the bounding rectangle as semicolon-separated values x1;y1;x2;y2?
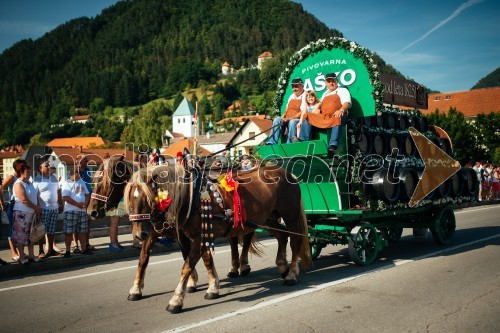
166;305;183;314
186;287;197;293
281;269;290;279
127;293;142;301
239;268;251;277
284;279;297;286
204;292;219;300
227;271;239;278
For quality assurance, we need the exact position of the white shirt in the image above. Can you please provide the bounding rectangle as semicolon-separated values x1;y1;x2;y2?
61;179;89;212
13;179;38;213
33;174;59;210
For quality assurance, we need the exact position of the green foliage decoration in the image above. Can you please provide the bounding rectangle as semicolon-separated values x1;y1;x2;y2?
273;37;384;114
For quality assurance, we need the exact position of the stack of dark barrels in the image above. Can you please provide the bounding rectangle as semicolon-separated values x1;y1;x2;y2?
352;110;478;204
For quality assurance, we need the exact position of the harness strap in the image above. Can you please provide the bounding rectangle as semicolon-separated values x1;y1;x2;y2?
129;214;150;221
91;193;108;202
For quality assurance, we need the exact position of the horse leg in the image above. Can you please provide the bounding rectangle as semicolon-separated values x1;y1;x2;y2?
227;236;240;278
175;231;198;293
238;232;254;277
271;228;289;279
283;232;301;286
166;246;202;314
200;249;220;300
128;234;155;301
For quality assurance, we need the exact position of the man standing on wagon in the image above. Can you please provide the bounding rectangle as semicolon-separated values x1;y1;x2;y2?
266;78;307;144
299;73;351;156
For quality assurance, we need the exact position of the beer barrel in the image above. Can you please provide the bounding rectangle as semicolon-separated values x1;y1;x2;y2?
403;134;417;157
397;114;408;130
461;168;478;196
448;172;463;197
361;116;373;127
369;168;400;202
407;115;419;130
439;137;452;156
385;113;397;129
397;168;418;201
375;114;385;127
435;177;451;198
418;117;429;132
372;132;388;156
388;134;403;155
358;131;372;154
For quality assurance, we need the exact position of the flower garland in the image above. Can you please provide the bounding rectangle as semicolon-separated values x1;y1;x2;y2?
155;188;172;212
273;37;384;115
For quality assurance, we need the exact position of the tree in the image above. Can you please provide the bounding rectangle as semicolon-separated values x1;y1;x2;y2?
90;97;106;114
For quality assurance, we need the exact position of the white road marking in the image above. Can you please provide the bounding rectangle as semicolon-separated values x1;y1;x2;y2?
0;240;279;293
162;232;500;333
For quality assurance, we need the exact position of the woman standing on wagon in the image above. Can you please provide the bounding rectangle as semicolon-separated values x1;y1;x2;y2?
12;163;42;264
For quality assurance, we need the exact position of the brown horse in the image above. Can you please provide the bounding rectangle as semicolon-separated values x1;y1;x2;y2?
124;162;312;313
87;156;206;296
88;157;260;300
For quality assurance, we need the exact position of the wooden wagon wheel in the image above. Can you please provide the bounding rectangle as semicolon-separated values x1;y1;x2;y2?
348;223;380;266
430;207;456;244
380;227;403;243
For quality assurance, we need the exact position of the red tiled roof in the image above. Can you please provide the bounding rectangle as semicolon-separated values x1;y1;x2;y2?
73;115;92;120
250;118;272;135
258;51;272;58
161;139;211;157
422;87;500;117
0;151;23;159
51;147;135;165
47;136;106;148
216;114;265;125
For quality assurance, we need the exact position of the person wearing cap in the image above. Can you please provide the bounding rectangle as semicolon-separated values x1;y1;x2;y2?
266;77;307;144
300;73;351;156
12;162;42;264
33;161;64;258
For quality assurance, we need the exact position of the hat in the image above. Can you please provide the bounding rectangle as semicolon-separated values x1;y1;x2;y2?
325;73;337;80
176;151;183;158
290;78;304;85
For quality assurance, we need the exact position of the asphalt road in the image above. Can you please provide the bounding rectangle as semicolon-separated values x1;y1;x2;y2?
0;205;499;333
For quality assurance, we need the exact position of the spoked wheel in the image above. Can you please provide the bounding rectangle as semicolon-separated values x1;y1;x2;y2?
380;227;403;243
348;223;380;266
431;207;456;244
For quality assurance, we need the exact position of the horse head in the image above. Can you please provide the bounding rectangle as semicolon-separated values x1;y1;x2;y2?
88;155;133;219
124;164;191;239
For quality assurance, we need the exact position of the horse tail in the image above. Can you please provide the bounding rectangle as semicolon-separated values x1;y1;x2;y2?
245;232;264;257
298;198;313;270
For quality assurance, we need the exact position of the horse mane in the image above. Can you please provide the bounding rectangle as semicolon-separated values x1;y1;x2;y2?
93;157;136;192
124;164;190;223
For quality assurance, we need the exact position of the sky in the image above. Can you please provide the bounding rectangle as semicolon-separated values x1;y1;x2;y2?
0;0;499;93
